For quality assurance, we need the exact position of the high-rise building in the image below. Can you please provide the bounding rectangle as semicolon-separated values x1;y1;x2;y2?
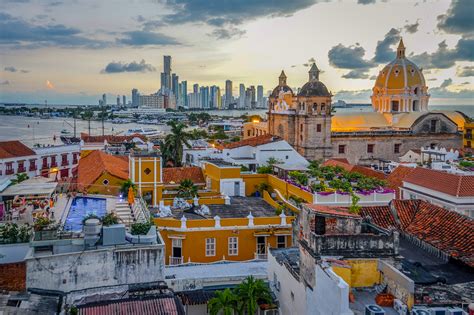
200;86;210;109
239;84;245;109
102;94;107;106
139;94;164;108
123;95;126;107
160;55;172;91
210;85;221;109
193;84;199;94
132;89;139;107
257;85;263;108
249;86;256;108
116;95;120;107
172;74;179;99
181;81;188;108
225;80;232;108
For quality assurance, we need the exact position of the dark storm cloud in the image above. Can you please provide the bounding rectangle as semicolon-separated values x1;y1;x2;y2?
457;65;474;77
342;69;369;79
0;12;106;48
209;27;246;40
440;78;453;88
372;28;401;63
101;59;156;74
437;0;474;35
410;37;474;69
357;0;376;4
404;21;419;34
328;44;374;70
117;31;180;46
4;66;29;73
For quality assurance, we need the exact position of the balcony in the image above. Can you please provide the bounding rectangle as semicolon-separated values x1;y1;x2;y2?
169;256;183;265
465;134;472;140
50;162;58;168
61;160;69;167
29;165;37;171
254;253;268;260
6;169;14;175
17;167;26;173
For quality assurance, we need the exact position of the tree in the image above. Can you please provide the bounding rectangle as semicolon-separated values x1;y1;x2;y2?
208;288;239;315
120;179;136;195
161;121;191;167
177;179;198;198
234;276;271;315
349;189;361;214
11;173;29;184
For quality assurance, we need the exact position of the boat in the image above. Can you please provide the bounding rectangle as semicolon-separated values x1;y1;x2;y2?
124;127;163;138
61;129;72;135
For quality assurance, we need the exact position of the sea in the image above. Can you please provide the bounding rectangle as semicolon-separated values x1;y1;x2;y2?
0;105;472;146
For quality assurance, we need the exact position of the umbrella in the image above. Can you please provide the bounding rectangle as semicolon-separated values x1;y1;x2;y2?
128;186;135;205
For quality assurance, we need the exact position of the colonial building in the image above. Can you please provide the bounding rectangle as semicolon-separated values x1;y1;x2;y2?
266;39;467;164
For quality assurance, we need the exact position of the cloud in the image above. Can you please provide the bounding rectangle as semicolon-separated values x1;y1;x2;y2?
4;66;29;73
46;80;54;89
209;27;246;40
404;20;419;34
440;78;453;88
429;78;474;99
101;59;156;74
410;37;474;69
0;80;10;85
333;89;372;100
117;30;180;46
437;0;474;35
372;28;401;63
342;69;369;79
0;12;106;48
357;0;376;4
328;43;373;69
457;65;474;77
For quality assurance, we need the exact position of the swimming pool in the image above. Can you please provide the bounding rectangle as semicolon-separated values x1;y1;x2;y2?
64;197;107;232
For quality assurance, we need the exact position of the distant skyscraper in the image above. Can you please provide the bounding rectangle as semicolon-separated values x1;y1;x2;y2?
172;74;179;98
193;84;199;94
249;86;256;108
161;55;172;91
200;86;210;109
181;80;188;108
225;80;232;108
116;95;120;107
210;85;221;109
239;84;245;109
123;95;126;107
102;94;107;106
257;85;263;108
132;89;139;107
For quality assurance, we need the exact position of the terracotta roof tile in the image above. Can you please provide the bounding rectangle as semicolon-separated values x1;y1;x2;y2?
304;204;360;218
223;134;277;149
0;141;35;159
77;151;129;188
403;167;474;197
361;200;474;267
386;166;417;198
162;167;205;184
81;133;146;143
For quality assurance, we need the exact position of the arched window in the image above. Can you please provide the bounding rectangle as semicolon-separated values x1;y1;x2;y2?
313;103;318;113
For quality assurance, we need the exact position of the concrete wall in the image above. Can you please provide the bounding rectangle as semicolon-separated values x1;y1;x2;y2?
312;264;352;315
378;260;415;309
26;245;165;293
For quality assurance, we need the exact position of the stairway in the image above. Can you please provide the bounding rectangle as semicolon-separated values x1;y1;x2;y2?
115;201;134;226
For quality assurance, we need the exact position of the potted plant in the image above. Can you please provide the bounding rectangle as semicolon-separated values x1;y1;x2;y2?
101;213;126;246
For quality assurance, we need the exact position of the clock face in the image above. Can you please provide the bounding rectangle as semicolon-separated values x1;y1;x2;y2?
275;88;292;112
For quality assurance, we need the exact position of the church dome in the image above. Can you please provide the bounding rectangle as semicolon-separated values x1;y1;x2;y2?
297;63;331;97
270;70;293;98
373;39;426;92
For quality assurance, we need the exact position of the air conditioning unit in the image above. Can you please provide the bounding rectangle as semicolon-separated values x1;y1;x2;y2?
430;308;448;315
365;304;386;315
411;308;431;315
447;308;466;315
394;299;408;315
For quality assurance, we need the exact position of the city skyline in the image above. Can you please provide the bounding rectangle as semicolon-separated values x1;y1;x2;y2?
0;0;473;105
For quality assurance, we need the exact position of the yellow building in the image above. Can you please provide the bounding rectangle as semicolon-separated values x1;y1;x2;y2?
464;121;473;149
154;197;294;265
243;120;269;140
129;151;163;206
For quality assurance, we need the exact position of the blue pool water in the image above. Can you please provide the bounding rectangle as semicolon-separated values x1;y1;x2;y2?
64;197;107;232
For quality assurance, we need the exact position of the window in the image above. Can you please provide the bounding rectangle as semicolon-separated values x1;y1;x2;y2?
300;124;303;132
256;236;266;255
394;143;401;154
103;179;109;185
285;155;289;160
338;145;346;154
430;119;437;133
300;134;303;142
391;100;399;112
367;144;374;154
61;154;68;166
277;235;286;248
50;156;57;167
228;237;238;256
316;124;321;132
6;162;13;175
29;159;36;171
72;153;78;164
206;238;216;256
247;130;251;137
17;161;25;172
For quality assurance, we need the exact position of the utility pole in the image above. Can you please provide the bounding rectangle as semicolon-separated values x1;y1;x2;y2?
101;105;105;136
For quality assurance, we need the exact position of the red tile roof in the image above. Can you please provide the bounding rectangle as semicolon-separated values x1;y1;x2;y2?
304;204;360;218
78;295;185;315
223;134;277;149
403;167;474;197
81;133;146;143
361;200;474;267
386;166;417;198
0;141;35;159
162;167;205;184
77;150;129;188
322;159;387;180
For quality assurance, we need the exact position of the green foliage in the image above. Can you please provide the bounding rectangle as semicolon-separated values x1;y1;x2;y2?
311;182;328;192
11;173;29;184
0;223;32;243
256;182;270;193
240;165;250;172
208;128;228;140
34;217;54;231
266;157;280;165
161;121;192;167
177;179;198;198
235;276;272;315
120;179;137;196
459;160;474;168
288;171;308;186
131;221;152;235
275;204;287;215
208;288;239;315
102;213;119;226
329;179;352;192
81;213;100;224
188;112;211;124
189;128;208;140
349;190;361;214
289;195;305;207
69;305;78;315
257;165;273;174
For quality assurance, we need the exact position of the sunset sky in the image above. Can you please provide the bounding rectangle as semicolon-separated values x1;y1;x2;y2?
0;0;472;105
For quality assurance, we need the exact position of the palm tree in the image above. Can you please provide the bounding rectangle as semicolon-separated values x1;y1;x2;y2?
208;288;239;315
177;179;198;198
120;179;136;195
162;120;191;167
235;276;271;315
11;173;29;184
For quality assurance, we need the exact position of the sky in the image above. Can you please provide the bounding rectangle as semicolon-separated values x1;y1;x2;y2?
0;0;473;105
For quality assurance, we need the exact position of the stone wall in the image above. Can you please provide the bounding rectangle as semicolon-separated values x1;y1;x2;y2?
0;262;26;291
26;245;165;293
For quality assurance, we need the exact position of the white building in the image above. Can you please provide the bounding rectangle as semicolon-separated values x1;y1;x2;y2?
400;167;474;218
139;94;164;108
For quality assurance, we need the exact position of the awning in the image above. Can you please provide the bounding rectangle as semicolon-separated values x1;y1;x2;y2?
253;231;271;236
0;177;57;197
168;234;186;239
274;229;292;236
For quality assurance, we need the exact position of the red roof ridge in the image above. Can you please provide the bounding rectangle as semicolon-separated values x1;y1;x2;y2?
223;134;277;149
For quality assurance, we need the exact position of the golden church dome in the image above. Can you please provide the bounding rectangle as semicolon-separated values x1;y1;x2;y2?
371;39;429;113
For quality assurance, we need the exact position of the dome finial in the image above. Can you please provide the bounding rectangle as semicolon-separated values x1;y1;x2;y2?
397;38;406;59
309;62;320;81
279;70;287;86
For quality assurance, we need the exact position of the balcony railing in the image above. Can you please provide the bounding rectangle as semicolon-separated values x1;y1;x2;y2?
50;162;57;167
61;160;69;166
6;169;14;175
42;163;49;169
169;256;184;265
17;167;26;173
29;165;37;171
254;253;268;260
